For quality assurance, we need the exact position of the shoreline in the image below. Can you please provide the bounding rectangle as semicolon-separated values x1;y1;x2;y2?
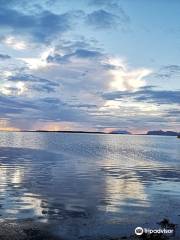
0;131;179;138
0;219;178;240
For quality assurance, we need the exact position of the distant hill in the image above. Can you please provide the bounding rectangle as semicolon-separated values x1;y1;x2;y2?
147;130;179;136
110;130;131;135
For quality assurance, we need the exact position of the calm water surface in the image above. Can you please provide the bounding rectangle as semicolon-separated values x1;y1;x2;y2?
0;132;179;239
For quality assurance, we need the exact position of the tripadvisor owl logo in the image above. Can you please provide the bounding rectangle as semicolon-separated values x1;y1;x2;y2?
135;227;144;235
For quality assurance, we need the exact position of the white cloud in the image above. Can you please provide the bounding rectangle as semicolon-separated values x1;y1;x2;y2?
19;47;54;70
0;81;27;96
108;57;152;91
3;36;27;50
1;71;13;78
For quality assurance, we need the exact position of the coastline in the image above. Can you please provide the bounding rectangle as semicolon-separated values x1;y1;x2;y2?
0;130;179;138
0;219;178;240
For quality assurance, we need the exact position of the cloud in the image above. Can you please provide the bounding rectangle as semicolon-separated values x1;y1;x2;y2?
0;82;27;96
89;0;120;7
89;0;113;6
7;73;60;94
47;48;103;64
18;47;54;69
102;87;180;105
0;0;33;7
2;36;27;50
86;10;119;29
36;43;110;92
88;0;128;15
87;0;130;30
68;103;97;109
166;109;180;116
0;95;37;113
0;34;162;132
10;95;91;124
0;53;11;60
0;1;179;133
66;48;102;59
161;65;180;74
153;64;180;79
134;90;180;104
0;94;89;131
107;58;152;91
0;0;129;42
45;44;152;93
0;4;80;42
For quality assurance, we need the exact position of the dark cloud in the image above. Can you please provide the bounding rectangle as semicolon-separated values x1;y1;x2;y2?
154;64;180;79
0;5;35;29
62;38;100;48
0;105;23;115
73;49;102;58
89;0;112;6
8;74;59;93
102;87;180;105
47;48;103;63
87;0;130;30
134;90;180;104
0;0;33;7
0;95;38;118
9;74;58;85
0;0;129;42
166;109;180;115
88;0;125;12
0;53;11;60
86;10;119;29
32;98;90;122
68;103;97;109
0;4;81;42
163;109;180;120
39;98;97;113
41;97;62;103
161;65;180;73
0;91;92;125
29;84;56;93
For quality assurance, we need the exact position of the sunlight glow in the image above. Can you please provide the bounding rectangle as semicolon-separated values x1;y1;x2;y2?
0;81;27;96
0;119;19;131
2;71;13;78
33;121;76;131
16;81;27;95
4;36;27;50
108;58;152;91
19;48;54;70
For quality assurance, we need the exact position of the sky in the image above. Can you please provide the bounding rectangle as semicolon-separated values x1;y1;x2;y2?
0;0;179;133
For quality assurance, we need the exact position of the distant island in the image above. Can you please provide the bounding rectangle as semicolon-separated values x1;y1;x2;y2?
0;129;179;137
147;130;180;136
34;129;133;135
109;130;131;135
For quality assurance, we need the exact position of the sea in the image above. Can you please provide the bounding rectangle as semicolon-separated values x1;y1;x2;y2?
0;132;179;239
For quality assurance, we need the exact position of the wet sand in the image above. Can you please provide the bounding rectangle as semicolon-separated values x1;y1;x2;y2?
0;221;60;240
0;219;178;240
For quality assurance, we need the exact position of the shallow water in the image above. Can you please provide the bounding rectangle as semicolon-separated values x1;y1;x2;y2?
0;132;180;239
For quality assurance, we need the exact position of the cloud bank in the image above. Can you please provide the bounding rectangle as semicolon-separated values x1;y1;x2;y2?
0;0;179;133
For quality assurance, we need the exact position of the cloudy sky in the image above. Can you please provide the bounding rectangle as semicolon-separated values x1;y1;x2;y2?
0;0;179;133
